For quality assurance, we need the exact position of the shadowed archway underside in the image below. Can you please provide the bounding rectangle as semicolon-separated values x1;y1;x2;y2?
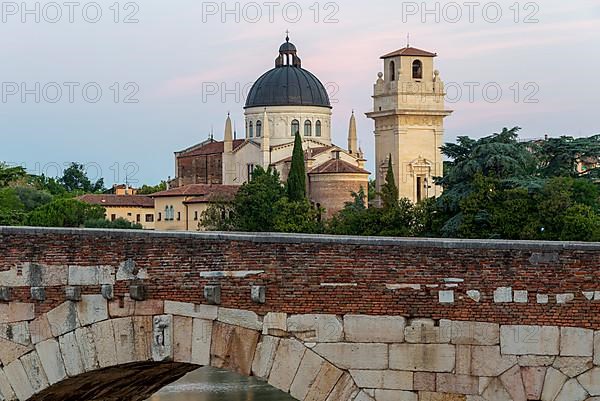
28;363;197;401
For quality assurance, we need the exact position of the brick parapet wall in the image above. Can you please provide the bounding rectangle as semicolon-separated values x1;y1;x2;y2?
1;227;599;328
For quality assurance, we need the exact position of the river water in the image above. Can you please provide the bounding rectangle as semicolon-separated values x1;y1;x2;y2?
148;367;296;401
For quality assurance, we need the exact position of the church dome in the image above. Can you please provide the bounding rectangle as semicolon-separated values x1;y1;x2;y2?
245;36;331;109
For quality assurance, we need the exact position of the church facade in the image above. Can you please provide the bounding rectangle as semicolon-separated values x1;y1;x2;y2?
171;36;369;218
169;36;452;224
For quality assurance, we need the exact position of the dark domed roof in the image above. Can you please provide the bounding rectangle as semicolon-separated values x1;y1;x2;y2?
279;41;297;53
245;36;331;109
245;67;331;109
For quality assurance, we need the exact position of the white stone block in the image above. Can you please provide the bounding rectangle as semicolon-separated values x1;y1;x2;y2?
514;290;528;303
288;314;344;343
540;367;568;401
91;320;117;368
449;321;500;346
68;266;99;285
374;389;417;401
389;344;455;372
556;293;575;304
554;378;589;401
76;295;108;327
500;325;559;355
269;339;306;392
560;327;594;357
439;290;455;303
46;302;79;337
494;287;513;303
252;336;280;379
217;308;262;331
471;346;517;377
164;301;218;321
263;312;287;336
344;315;405;343
152;315;173;362
20;351;49;393
35;339;67;385
405;319;451;344
74;326;98;372
350;370;413;390
313;343;388;370
537;294;549;304
595;331;600;366
112;317;136;365
58;332;84;377
191;319;212;366
577;367;600;396
290;350;324;400
467;290;481;302
4;360;34;401
0;368;17;401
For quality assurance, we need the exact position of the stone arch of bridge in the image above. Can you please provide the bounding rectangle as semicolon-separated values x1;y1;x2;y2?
1;296;599;401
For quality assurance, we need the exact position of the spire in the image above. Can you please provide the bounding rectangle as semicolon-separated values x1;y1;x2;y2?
348;110;358;155
224;114;233;153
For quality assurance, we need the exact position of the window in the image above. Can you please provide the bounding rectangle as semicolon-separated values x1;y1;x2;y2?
249;121;254;138
256;120;262;138
412;60;423;79
194;211;198;221
157;212;162;222
177;212;181;221
417;177;423;202
291;120;300;136
127;212;132;217
390;60;396;81
315;120;322;137
111;214;116;221
304;120;312;136
164;206;169;220
247;164;255;181
146;214;154;222
136;214;141;223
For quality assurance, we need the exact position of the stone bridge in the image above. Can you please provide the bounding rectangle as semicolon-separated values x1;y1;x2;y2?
1;227;600;401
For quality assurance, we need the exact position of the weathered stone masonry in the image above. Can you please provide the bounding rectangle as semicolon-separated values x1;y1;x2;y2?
1;227;600;401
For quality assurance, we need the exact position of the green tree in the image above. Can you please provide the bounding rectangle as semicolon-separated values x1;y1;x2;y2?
26;199;106;228
0;163;27;187
200;199;236;231
59;163;105;193
13;187;53;211
231;166;285;232
559;204;600;242
273;198;324;234
138;182;167;195
286;132;307;201
380;156;399;209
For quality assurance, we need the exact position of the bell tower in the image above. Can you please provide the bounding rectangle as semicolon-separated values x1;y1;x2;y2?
366;45;452;204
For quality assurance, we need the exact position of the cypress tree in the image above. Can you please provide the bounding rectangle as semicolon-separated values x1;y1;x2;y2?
287;132;307;201
380;155;399;209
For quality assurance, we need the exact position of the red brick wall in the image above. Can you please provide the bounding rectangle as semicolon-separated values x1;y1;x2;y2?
176;153;223;186
1;228;600;328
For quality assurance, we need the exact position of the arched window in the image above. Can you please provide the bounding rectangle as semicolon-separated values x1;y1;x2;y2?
412;60;423;79
315;120;322;137
256;120;262;138
249;121;254;138
164;206;169;221
389;61;396;81
304;120;312;136
291;120;300;136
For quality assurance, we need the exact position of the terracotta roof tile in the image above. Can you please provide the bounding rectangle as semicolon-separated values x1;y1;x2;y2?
178;139;245;157
309;159;370;175
78;194;154;208
152;184;239;200
381;47;437;59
